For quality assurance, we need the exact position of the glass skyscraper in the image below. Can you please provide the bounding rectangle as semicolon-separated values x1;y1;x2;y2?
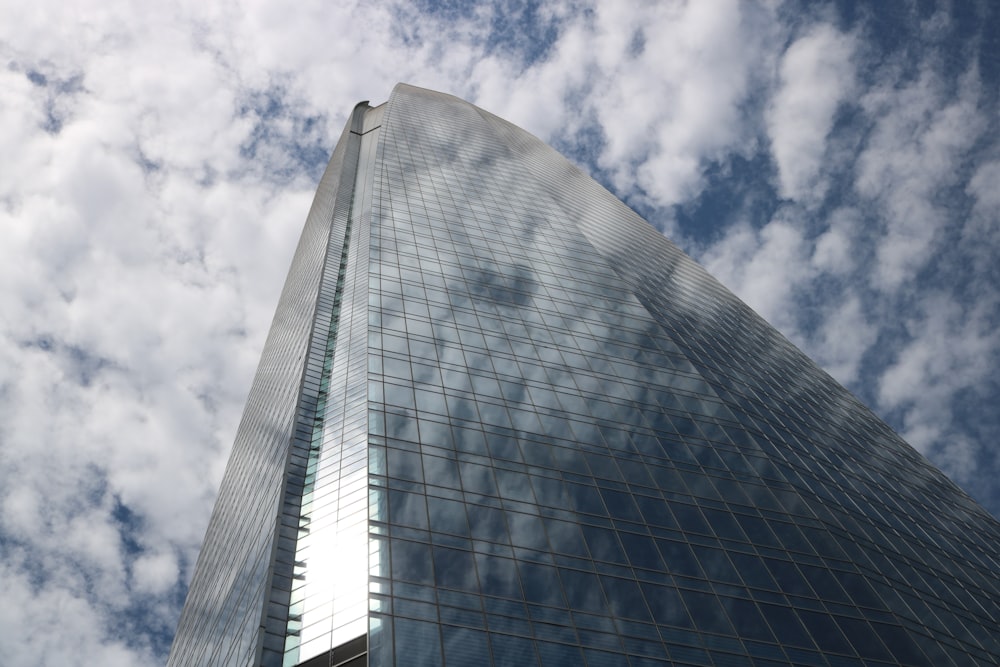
168;84;1000;667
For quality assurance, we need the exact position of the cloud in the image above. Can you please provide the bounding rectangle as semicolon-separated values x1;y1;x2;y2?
0;557;151;667
877;294;999;478
811;206;860;276
599;1;778;207
766;24;856;202
810;292;878;386
856;62;987;291
469;1;781;211
0;2;339;662
691;8;1000;510
700;210;813;340
962;159;1000;275
132;550;181;597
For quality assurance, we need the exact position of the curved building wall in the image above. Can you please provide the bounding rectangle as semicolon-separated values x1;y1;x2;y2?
168;103;375;667
365;84;1000;666
170;83;1000;667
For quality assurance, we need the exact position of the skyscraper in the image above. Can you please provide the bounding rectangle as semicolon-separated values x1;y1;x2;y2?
168;84;1000;667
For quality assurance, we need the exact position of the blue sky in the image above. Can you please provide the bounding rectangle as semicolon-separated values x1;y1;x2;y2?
1;1;998;664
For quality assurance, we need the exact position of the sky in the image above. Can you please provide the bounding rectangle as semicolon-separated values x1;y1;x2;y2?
1;0;998;664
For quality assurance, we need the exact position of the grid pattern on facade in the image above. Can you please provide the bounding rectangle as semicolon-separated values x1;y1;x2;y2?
169;83;1000;667
275;103;375;667
485;106;1000;661
363;84;1000;666
282;103;383;667
167;109;361;667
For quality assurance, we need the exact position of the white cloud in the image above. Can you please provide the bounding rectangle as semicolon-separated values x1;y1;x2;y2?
962;159;1000;275
132;550;180;596
878;295;998;475
856;64;987;291
810;293;877;386
467;1;782;209
766;24;856;201
610;1;777;206
812;206;860;275
0;3;336;663
700;211;813;340
967;160;1000;211
0;557;150;667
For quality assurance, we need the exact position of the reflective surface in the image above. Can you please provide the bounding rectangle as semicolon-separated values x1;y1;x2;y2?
282;104;382;667
366;85;1000;666
167;105;367;667
170;84;1000;667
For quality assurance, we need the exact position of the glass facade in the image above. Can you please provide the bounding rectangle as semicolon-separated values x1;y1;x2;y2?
169;84;1000;667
